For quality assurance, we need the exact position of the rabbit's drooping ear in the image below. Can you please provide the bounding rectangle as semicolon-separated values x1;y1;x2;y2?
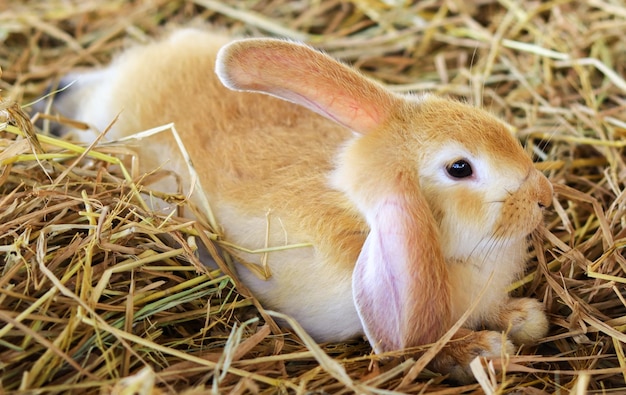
216;38;400;134
351;172;451;352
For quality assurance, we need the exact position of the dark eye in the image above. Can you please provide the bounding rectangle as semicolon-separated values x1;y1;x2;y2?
446;160;473;179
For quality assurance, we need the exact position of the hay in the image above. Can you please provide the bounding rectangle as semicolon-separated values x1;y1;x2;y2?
1;0;625;393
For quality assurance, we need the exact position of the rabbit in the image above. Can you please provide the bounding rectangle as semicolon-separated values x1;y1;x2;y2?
46;28;552;382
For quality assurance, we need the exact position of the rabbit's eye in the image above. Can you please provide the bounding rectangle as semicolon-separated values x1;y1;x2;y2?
446;160;473;179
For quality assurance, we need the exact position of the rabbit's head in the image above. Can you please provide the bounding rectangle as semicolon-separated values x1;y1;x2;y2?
216;39;552;353
336;96;553;261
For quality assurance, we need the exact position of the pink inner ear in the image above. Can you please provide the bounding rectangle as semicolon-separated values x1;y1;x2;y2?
352;195;451;352
216;39;399;134
279;89;381;133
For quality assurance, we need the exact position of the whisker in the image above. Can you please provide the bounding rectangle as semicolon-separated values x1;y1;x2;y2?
465;222;510;268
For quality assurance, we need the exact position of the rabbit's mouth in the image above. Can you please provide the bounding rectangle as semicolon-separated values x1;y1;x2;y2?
493;171;552;239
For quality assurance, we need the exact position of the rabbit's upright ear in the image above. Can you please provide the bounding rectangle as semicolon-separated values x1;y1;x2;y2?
216;38;399;134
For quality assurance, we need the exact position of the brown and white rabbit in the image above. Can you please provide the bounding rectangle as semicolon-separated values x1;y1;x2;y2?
47;28;552;382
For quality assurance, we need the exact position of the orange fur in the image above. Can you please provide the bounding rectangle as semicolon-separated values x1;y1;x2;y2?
50;28;553;383
431;328;516;383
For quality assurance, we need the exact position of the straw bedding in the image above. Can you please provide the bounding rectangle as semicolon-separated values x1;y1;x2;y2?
1;0;625;393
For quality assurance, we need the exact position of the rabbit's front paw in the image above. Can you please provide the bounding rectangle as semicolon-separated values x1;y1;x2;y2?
496;297;549;345
431;329;515;384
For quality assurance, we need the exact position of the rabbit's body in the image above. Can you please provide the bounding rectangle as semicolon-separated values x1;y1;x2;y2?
58;31;367;339
50;28;552;381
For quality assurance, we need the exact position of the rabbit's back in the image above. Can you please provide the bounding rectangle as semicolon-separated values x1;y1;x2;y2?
64;29;366;257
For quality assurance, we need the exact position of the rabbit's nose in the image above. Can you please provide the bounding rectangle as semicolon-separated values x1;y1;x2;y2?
535;172;553;208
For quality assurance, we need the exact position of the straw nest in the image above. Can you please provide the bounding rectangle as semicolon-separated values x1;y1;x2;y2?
1;0;625;393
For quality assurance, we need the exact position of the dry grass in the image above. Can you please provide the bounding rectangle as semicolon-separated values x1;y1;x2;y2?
1;0;626;393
